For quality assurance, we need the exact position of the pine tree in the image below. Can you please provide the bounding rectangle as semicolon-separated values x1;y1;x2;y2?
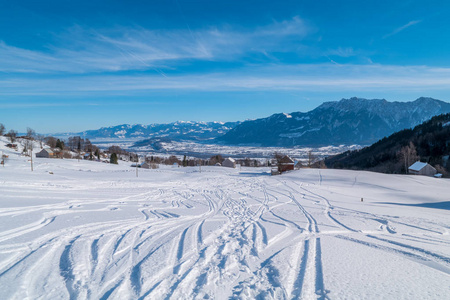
182;155;187;167
56;139;64;150
110;153;118;164
95;149;100;160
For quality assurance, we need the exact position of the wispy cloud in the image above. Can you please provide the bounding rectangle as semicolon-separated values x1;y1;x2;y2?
383;20;422;39
1;64;449;97
0;17;311;74
325;47;357;57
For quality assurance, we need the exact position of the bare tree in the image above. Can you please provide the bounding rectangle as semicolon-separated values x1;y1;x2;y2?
45;136;57;148
29;140;34;171
435;164;448;177
108;145;123;155
307;151;316;167
0;123;5;136
26;127;35;139
21;138;34;171
273;152;285;173
398;142;419;173
36;134;45;149
164;155;180;165
84;139;93;152
209;155;224;166
6;130;17;143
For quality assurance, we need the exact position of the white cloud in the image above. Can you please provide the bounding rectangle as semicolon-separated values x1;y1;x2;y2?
383;20;422;39
0;17;311;74
1;64;449;96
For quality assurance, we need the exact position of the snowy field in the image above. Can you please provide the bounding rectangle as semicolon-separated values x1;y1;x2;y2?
0;140;449;299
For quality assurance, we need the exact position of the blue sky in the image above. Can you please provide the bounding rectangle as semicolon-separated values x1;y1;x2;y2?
1;0;449;133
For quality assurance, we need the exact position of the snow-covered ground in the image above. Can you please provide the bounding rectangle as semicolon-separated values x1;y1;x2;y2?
0;138;449;299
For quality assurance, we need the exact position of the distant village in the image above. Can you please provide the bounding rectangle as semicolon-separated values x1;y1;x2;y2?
0;124;445;178
0;126;297;174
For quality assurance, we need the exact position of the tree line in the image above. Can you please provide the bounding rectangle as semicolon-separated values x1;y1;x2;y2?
325;113;450;176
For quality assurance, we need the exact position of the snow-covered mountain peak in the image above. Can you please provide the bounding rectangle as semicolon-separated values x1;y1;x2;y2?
219;97;450;146
60;120;241;141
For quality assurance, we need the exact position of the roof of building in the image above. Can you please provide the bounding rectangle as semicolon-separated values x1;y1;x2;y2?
280;155;295;164
40;148;54;154
224;157;235;163
408;161;428;171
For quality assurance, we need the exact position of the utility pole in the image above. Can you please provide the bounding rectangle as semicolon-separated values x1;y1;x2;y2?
30;148;33;172
136;155;139;178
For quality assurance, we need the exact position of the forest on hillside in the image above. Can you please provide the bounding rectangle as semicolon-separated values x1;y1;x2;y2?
325;113;450;176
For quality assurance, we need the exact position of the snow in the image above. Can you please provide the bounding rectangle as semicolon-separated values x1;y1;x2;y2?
279;128;321;139
0;137;449;299
130;131;145;136
225;157;235;163
114;130;127;137
409;161;428;171
295;116;310;121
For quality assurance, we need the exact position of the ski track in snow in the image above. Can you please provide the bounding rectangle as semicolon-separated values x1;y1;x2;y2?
0;144;449;299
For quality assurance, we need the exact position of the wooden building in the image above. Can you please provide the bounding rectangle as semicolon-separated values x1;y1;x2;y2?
279;155;295;173
408;161;437;176
222;157;236;168
35;148;55;158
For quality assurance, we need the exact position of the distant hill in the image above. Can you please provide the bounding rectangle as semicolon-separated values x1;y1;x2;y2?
324;113;450;175
217;97;450;147
55;121;240;141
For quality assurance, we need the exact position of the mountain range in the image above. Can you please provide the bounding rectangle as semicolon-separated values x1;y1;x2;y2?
56;97;450;147
56;121;240;141
217;97;450;146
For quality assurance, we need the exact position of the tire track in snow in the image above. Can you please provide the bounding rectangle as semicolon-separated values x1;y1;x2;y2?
291;239;310;299
173;227;190;274
278;180;319;233
256;221;268;246
251;223;259;257
403;234;450;245
130;244;164;297
0;220;135;280
99;278;124;300
336;235;450;275
0;237;57;277
91;236;101;270
269;211;304;232
296;181;359;233
366;235;450;264
59;236;81;300
0;216;56;243
196;220;205;246
314;237;329;299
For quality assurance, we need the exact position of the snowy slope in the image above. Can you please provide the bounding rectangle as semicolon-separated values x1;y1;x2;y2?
0;137;449;299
